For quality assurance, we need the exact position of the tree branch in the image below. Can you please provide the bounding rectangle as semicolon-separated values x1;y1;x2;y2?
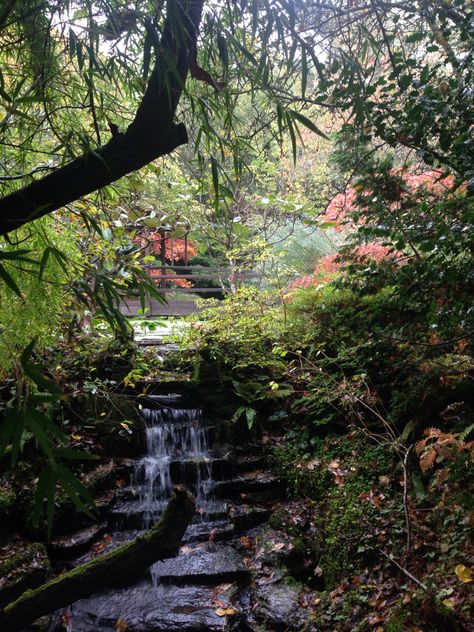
0;486;195;632
0;0;205;237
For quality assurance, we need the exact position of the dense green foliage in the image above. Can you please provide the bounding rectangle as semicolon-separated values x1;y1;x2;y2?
0;2;473;627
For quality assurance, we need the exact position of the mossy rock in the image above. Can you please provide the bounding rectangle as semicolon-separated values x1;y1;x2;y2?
0;478;15;518
0;542;51;608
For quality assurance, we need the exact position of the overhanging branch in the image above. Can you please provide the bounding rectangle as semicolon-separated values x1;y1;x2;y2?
0;0;204;237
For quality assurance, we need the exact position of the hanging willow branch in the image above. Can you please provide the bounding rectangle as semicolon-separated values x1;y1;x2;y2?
0;0;204;237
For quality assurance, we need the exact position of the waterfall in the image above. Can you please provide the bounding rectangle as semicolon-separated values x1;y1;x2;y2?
134;400;213;527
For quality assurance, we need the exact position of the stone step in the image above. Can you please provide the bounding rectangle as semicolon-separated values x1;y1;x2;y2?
64;581;242;631
184;520;235;544
234;455;266;474
230;505;271;531
131;457;234;486
151;544;249;586
213;471;284;500
49;524;108;560
109;499;230;530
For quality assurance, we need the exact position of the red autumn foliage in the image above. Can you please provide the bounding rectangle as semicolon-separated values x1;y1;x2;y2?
318;169;456;231
290;168;457;290
136;230;198;262
290;243;399;289
149;268;193;288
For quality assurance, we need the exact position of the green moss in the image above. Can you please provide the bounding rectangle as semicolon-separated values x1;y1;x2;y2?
0;543;50;578
0;543;51;609
0;484;15;516
271;433;398;589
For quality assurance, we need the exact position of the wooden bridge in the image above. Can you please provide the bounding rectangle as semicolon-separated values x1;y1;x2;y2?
121;264;257;317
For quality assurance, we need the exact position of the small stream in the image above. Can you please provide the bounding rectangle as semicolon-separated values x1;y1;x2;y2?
136;404;213;527
58;395;278;631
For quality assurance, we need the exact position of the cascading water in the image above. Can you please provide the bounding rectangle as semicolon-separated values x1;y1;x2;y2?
134;399;214;528
53;391;277;631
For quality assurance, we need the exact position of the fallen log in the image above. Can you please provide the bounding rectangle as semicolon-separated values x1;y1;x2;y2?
0;486;195;632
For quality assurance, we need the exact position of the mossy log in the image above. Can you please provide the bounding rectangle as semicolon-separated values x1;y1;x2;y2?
0;486;195;632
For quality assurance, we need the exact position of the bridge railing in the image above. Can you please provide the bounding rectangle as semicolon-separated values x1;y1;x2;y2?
121;265;258;316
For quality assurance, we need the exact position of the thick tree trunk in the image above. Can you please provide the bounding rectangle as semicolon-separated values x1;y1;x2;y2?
0;486;195;632
0;0;204;237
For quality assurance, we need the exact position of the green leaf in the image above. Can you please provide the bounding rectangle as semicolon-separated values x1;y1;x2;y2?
142;30;152;81
217;34;229;72
0;263;22;297
24;365;61;395
286;112;297;164
54;463;96;519
245;407;257;430
52;447;99;461
406;32;425;43
301;46;308;97
0;410;19;460
33;465;56;536
288;110;329;140
232;406;247;423
0;410;27;465
39;247;51;280
25;409;55;461
399;74;412;91
211;157;219;206
0;249;32;261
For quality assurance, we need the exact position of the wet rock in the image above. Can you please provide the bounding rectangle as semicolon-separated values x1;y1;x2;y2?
49;524;108;560
229;505;270;532
234;455;266;474
151;544;249;585
66;581;241;631
213;471;284;500
184;519;235;543
253;582;302;630
0;541;51;608
169;457;233;485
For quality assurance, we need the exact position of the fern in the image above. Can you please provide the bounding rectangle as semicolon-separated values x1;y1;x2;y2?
459;423;474;442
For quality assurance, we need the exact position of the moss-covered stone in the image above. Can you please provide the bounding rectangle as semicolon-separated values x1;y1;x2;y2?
0;488;195;632
0;480;15;516
0;542;51;609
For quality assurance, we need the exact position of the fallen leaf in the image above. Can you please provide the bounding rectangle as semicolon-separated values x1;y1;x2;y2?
368;613;384;625
240;536;254;549
115;619;129;631
455;564;473;583
442;598;455;609
215;607;238;617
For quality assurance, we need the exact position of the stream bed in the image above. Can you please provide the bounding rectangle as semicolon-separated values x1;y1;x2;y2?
50;395;290;632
